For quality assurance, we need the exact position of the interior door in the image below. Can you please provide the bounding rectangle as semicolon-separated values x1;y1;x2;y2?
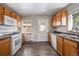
38;20;49;42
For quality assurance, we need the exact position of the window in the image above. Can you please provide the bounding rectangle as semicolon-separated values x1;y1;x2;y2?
68;11;79;31
40;24;46;31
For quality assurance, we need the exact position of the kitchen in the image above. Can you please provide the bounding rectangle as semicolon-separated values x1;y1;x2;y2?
0;3;79;56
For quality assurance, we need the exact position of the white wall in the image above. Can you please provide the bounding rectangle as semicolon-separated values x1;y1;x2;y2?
23;16;51;42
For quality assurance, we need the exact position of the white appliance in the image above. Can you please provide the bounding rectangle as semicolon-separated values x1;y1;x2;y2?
11;33;22;55
51;33;57;50
4;15;17;26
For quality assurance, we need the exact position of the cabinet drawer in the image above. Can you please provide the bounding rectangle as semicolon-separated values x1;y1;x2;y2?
64;39;77;48
0;38;10;45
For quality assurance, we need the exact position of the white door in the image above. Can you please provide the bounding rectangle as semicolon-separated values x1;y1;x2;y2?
38;20;49;42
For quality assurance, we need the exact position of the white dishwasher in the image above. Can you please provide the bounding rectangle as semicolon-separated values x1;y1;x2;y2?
51;33;57;50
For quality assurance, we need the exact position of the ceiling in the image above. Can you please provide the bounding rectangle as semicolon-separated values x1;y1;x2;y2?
4;3;69;17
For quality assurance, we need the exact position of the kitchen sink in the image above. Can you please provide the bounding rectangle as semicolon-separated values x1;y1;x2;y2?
70;36;79;39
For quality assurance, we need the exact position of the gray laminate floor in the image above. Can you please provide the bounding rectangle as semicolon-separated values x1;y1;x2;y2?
15;42;59;56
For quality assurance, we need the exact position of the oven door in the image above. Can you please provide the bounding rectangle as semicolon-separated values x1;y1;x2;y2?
12;34;22;55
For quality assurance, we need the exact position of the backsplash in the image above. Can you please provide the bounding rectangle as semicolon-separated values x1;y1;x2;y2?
54;26;68;33
0;25;18;34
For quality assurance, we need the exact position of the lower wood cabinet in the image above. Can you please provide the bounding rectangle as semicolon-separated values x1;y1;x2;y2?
57;36;64;55
57;35;79;56
0;38;11;56
63;39;78;56
48;32;51;45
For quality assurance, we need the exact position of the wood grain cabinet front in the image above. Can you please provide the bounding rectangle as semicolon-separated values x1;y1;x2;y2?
63;39;78;56
0;7;4;24
57;36;64;55
61;10;67;25
0;38;11;56
48;32;51;45
4;8;11;17
16;16;22;27
0;7;4;15
51;10;67;27
11;12;16;19
51;16;57;27
57;35;79;56
56;12;62;26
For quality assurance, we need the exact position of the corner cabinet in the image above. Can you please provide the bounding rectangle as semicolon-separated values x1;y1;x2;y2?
51;10;67;27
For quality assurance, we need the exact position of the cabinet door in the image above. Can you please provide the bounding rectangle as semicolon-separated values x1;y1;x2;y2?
48;32;51;45
0;7;4;24
51;16;57;27
64;39;78;56
0;7;4;15
4;8;11;17
0;38;11;56
11;12;16;19
16;16;22;27
56;12;62;26
57;36;63;55
0;15;4;24
61;10;67;25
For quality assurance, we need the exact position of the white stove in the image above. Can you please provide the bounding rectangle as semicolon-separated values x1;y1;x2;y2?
10;33;22;55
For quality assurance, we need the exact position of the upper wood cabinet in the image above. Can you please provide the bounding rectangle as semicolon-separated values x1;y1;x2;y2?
61;10;67;25
0;6;4;15
11;12;16;19
51;16;57;27
4;8;11;17
0;7;4;24
0;6;22;26
51;10;67;27
16;16;22;27
56;12;62;26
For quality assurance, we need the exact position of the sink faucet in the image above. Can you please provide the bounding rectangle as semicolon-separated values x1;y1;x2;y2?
73;25;79;37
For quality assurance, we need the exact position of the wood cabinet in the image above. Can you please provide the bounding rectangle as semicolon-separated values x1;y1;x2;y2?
4;8;11;17
0;7;4;24
0;38;11;56
0;6;22;26
61;10;67;25
56;12;62;26
16;16;22;27
48;32;51;45
11;12;16;19
51;10;67;27
0;7;4;15
64;39;78;56
51;16;57;27
57;36;64;55
57;35;79;56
